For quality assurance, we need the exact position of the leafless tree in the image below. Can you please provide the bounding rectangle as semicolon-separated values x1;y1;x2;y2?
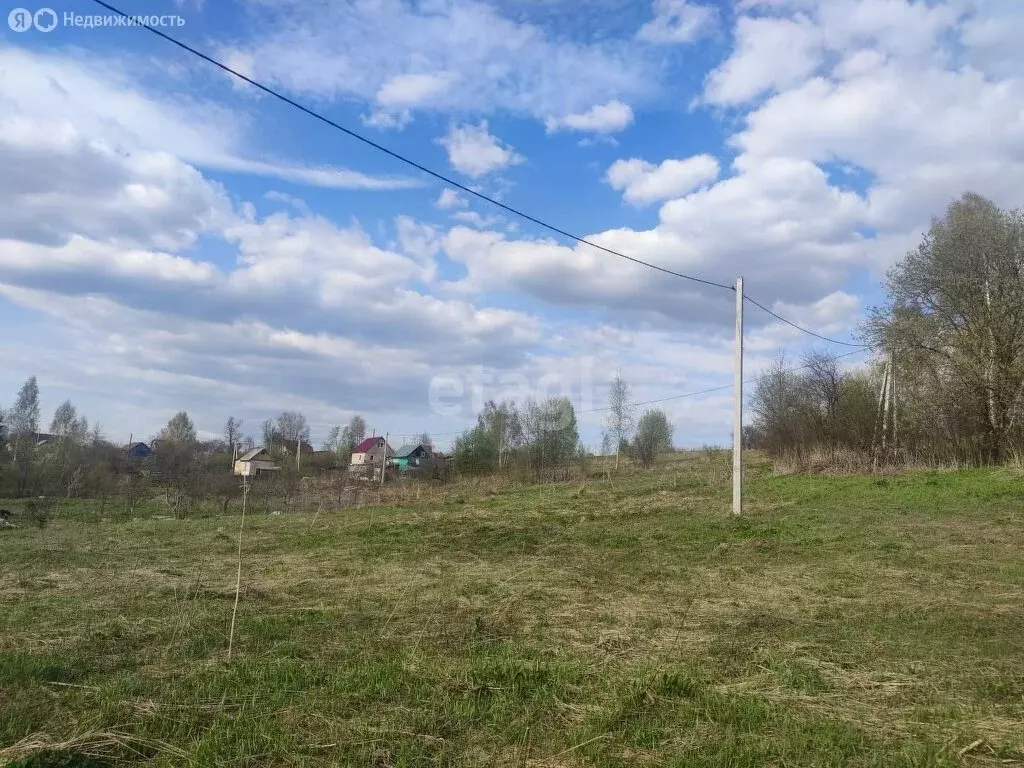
602;371;635;469
274;412;310;450
8;376;40;492
520;397;579;478
750;354;802;457
44;400;89;497
160;411;197;444
340;415;367;450
224;417;243;457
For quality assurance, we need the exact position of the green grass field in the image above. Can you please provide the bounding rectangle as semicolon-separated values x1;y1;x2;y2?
2;454;1023;766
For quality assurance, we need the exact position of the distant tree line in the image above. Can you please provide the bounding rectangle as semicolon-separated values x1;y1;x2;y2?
0;381;402;511
12;194;1013;493
745;353;877;461
453;397;582;478
452;380;675;478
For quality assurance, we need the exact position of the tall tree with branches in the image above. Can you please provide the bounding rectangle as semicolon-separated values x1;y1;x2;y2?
9;376;40;441
603;371;635;470
323;425;342;452
340;415;367;451
50;400;77;439
275;412;309;446
224;417;243;457
9;376;40;491
156;411;199;517
867;193;1024;460
160;411;197;445
46;400;88;496
275;411;311;470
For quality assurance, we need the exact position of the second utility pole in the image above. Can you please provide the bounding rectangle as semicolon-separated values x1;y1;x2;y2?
733;276;744;517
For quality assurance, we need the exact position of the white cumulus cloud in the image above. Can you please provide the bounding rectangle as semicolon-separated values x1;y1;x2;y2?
0;46;418;191
545;100;635;134
221;0;660;128
361;108;413;131
438;122;524;179
376;72;458;108
435;188;469;210
704;15;823;105
605;155;720;205
638;0;718;43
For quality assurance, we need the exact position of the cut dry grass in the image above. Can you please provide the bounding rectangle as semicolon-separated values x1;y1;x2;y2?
0;729;188;765
1;452;1023;766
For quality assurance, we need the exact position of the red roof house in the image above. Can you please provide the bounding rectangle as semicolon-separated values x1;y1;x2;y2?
351;436;393;467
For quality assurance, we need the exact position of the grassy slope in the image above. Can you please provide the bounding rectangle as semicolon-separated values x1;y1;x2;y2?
1;454;1023;766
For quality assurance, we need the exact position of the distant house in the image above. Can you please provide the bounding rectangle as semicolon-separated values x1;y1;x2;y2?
350;436;393;468
391;443;431;471
233;447;281;477
34;433;56;448
126;442;151;459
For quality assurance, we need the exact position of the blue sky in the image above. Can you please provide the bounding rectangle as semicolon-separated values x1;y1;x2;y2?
1;0;1022;449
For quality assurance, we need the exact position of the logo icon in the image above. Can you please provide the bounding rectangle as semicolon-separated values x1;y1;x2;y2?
33;7;57;31
7;6;58;31
8;7;32;31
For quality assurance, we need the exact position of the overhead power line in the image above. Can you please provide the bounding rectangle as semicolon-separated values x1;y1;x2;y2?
90;0;730;291
93;0;866;347
743;296;867;348
597;383;735;411
586;347;870;412
369;348;872;444
382;348;870;437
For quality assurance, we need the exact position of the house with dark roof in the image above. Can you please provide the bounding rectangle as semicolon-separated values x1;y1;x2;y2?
391;443;431;471
126;442;151;459
350;436;393;470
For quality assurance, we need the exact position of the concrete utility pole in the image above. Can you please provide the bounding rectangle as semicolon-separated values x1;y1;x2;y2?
379;432;389;490
881;358;892;456
872;357;890;470
890;350;897;450
733;276;744;517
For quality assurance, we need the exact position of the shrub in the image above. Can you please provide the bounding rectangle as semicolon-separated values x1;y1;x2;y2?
24;498;52;529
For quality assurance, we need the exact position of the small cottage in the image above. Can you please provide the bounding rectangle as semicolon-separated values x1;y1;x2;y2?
233;447;280;477
127;442;151;459
350;436;393;468
391;443;431;471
